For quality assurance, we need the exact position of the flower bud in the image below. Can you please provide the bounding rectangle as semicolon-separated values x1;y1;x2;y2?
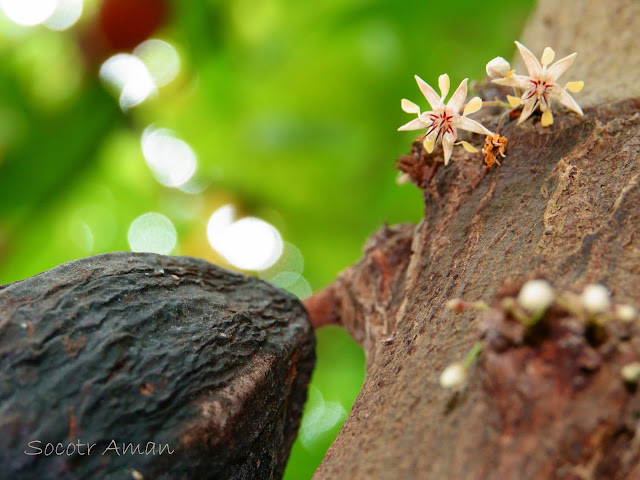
445;298;464;312
396;172;411;185
439;362;468;388
581;284;611;314
486;57;511;79
616;304;637;322
621;362;640;384
517;279;555;313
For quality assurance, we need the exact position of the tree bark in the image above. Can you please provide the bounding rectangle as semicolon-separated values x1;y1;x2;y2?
306;1;640;478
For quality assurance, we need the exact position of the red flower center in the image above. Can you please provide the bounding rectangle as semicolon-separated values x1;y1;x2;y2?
425;110;455;142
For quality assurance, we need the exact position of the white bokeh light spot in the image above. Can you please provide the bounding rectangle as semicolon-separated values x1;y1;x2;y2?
206;204;235;253
0;0;57;26
258;242;304;279
223;218;283;270
134;39;181;88
207;205;284;271
44;0;82;30
141;126;197;188
127;212;177;255
69;217;94;253
283;275;312;300
298;385;347;451
99;54;157;111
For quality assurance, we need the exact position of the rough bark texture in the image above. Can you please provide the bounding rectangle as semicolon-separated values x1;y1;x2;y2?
311;95;640;480
0;252;314;480
307;1;640;477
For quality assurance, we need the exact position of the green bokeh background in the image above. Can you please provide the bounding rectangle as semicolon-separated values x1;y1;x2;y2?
0;0;534;477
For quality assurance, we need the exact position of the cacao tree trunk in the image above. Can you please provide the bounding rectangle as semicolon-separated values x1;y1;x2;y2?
306;1;640;478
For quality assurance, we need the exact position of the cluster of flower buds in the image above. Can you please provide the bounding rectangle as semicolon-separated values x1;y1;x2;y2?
511;280;636;325
440;281;638;389
446;280;637;327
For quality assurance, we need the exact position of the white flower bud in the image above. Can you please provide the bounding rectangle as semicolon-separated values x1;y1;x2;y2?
581;284;611;314
517;280;555;313
396;172;411;185
486;57;511;79
445;298;464;312
616;304;637;322
621;362;640;384
439;362;468;388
